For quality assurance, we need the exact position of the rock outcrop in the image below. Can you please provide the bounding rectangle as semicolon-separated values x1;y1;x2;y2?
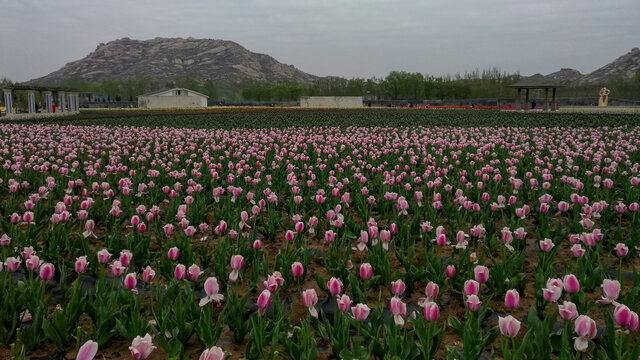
30;37;318;88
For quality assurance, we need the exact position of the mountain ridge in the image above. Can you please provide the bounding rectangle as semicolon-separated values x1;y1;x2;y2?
530;47;640;86
30;37;319;88
30;38;640;89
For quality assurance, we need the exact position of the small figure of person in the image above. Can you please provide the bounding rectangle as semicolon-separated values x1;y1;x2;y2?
531;101;536;109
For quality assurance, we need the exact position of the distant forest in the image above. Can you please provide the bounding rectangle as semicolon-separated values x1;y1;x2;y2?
4;67;640;102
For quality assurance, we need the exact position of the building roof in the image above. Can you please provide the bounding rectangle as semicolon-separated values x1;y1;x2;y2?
138;88;208;98
510;75;565;89
3;84;78;92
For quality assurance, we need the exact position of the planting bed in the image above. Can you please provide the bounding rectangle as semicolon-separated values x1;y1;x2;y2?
1;109;640;359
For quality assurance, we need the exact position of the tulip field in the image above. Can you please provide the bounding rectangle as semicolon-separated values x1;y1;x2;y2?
2;108;640;359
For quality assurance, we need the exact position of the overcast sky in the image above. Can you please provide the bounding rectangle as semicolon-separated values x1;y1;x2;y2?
1;0;639;82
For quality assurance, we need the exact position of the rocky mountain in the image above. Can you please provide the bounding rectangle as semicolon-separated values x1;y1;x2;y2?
577;47;640;85
544;68;583;83
534;48;640;86
30;37;318;88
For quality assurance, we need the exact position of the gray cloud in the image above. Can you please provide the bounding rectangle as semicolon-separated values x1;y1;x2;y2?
1;0;638;82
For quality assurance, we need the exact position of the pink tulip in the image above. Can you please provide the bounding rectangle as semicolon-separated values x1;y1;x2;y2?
352;303;370;321
200;277;224;306
229;255;244;281
26;255;42;271
83;220;96;238
167;247;179;261
263;274;280;293
291;261;304;278
574;315;597;352
76;340;98;360
184;226;196;237
500;227;513;244
21;246;35;259
474;265;489;283
337;294;351;311
4;257;20;272
614;304;632;328
563;274;580;293
539;238;554;252
0;234;10;247
129;334;156;359
174;264;186;280
124;273;137;290
445;265;456;278
142;266;156;282
435;233;447;246
97;249;111;264
465;294;482;311
543;278;563;303
504;289;520;309
420;221;433;233
513;227;526;240
119;250;132;267
360;263;373;280
39;263;55;280
424;281;439;301
111;260;125;276
163;224;174;236
423;301;439;322
327;277;342;295
615;243;629;257
558;201;570;212
7;212;19;224
257;290;272;315
285;230;295;242
598;279;621;305
571;244;585;257
628;312;640;331
199;346;225;360
391;279;405;296
325;230;336;243
498;315;521;337
75;256;89;273
23;212;34;224
464;280;480;296
558;301;578;321
302;289;319;318
188;264;203;281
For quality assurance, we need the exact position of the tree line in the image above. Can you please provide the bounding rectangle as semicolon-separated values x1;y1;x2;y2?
241;69;522;101
3;67;639;103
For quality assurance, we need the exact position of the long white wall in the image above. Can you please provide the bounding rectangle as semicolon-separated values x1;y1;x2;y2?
300;96;363;108
138;95;207;109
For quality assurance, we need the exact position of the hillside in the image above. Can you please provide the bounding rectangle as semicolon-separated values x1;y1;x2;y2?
30;37;318;88
535;48;640;86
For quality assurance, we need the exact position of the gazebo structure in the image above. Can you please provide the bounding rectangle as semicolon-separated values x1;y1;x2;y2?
2;85;80;117
510;78;564;111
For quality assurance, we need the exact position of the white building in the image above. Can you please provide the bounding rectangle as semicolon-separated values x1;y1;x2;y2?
138;88;208;109
300;96;363;108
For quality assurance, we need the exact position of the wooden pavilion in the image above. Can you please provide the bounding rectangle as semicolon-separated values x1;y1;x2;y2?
510;77;564;111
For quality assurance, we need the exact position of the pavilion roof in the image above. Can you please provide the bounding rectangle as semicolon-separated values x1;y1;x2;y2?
510;75;564;89
3;84;78;92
